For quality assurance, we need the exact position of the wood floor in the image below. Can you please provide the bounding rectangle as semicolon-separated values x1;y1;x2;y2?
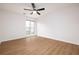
0;36;79;55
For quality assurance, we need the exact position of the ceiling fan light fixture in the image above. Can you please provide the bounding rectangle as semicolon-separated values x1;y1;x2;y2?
24;3;45;15
33;11;36;14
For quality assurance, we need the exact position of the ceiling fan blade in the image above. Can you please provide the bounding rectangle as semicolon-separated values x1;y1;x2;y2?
30;12;33;15
37;11;40;15
37;8;45;11
31;3;36;10
24;8;33;11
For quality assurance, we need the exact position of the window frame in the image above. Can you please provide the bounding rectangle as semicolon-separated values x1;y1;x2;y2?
25;20;37;36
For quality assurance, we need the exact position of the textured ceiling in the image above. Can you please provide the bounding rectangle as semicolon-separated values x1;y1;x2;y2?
0;3;79;18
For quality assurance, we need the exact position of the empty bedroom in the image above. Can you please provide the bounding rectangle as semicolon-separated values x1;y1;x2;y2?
0;3;79;55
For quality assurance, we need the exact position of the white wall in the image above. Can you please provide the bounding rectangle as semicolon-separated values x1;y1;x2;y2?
37;4;79;45
0;11;4;42
0;10;26;42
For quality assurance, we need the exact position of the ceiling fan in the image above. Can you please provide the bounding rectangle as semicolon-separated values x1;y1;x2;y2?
24;3;45;15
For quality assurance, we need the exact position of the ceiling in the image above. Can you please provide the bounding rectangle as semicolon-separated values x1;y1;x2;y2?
0;3;79;18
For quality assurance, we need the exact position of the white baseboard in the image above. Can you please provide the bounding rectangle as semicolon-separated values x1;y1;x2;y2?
1;35;37;43
1;36;26;43
1;35;79;45
38;35;79;45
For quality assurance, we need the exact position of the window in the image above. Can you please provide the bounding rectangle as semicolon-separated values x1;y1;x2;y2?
26;20;36;36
